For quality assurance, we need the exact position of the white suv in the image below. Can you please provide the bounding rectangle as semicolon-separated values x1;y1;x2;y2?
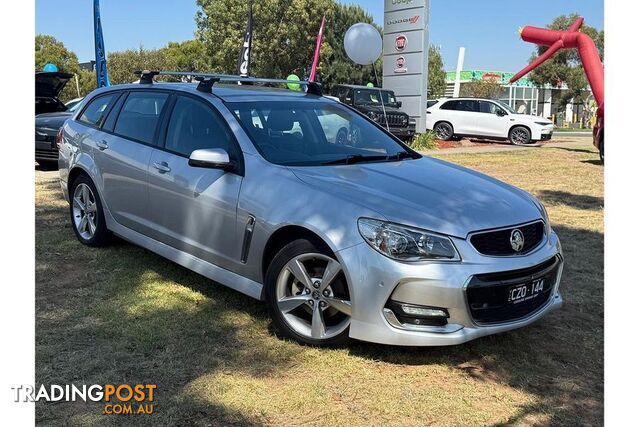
426;98;553;145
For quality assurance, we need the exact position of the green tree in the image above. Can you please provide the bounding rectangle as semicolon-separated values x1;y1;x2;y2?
197;0;333;78
427;45;446;98
107;46;171;84
160;40;208;72
35;34;80;74
459;79;503;99
528;13;604;108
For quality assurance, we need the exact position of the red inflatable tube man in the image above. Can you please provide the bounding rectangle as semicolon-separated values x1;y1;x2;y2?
510;17;604;116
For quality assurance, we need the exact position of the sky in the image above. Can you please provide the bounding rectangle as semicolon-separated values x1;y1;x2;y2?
35;0;603;72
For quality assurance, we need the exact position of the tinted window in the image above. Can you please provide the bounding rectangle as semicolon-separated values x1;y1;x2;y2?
457;100;478;112
440;100;458;110
229;101;414;166
78;94;117;127
114;92;168;144
165;96;234;157
478;101;504;114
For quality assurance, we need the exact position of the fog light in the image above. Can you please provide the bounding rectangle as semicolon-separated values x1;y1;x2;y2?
399;304;448;318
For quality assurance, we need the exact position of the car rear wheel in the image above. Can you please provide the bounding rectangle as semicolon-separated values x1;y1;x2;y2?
70;175;110;247
509;126;532;145
265;239;351;347
434;122;454;140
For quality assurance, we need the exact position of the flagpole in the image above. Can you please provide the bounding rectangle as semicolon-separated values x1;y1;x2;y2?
309;15;326;82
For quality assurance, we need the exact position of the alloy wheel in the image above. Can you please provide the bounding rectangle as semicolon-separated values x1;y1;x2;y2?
275;253;351;340
72;183;98;240
511;128;530;145
435;124;451;140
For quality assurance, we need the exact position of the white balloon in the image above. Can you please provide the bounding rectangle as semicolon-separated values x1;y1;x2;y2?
344;23;382;65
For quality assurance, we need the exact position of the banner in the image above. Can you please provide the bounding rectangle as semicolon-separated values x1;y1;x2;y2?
93;0;110;87
237;0;253;77
309;15;326;82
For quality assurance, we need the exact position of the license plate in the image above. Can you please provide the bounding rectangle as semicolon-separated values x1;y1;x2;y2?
507;278;545;304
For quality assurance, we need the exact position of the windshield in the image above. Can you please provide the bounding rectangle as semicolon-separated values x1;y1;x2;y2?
496;100;516;114
354;89;397;107
227;101;416;166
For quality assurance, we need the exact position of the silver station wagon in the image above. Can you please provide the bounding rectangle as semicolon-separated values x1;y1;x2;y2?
58;72;563;347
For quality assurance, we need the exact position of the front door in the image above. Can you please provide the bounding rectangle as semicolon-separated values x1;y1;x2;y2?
146;95;244;271
476;101;511;138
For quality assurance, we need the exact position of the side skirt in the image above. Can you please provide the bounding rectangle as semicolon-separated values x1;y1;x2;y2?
108;219;263;301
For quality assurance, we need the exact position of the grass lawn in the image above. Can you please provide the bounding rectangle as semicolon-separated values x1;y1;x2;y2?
35;144;603;426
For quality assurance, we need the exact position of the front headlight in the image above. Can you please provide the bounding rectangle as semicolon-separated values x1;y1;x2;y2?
358;218;460;262
532;197;551;236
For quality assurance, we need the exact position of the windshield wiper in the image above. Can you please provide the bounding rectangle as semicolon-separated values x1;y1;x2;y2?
386;151;419;161
322;154;389;165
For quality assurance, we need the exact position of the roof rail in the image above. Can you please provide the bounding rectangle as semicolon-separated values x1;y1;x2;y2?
132;70;323;95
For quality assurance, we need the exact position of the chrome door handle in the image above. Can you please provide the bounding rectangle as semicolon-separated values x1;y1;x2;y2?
153;161;171;173
96;140;109;150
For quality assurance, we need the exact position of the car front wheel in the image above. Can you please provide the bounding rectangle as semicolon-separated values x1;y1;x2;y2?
509;126;532;145
265;239;351;347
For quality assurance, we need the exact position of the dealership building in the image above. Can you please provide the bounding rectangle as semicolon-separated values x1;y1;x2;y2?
444;70;594;127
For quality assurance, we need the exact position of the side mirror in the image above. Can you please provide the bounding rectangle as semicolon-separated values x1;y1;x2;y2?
396;101;403;108
496;109;508;117
189;148;235;171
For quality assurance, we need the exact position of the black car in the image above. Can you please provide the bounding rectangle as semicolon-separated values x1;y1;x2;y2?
329;84;415;141
35;72;74;169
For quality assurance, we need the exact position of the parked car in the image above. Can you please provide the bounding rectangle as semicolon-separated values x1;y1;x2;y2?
426;98;554;145
65;97;85;111
330;84;416;141
58;75;563;347
35;72;74;169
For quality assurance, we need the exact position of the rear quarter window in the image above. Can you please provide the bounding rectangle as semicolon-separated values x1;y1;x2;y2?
78;93;118;127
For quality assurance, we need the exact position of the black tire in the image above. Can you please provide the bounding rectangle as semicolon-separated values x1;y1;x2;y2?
264;239;350;347
509;126;532;145
434;122;454;141
335;127;349;145
38;160;59;171
69;174;111;247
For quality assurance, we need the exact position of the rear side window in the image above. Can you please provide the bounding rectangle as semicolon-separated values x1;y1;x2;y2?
164;96;235;157
78;94;117;127
114;92;169;144
440;100;458;110
457;100;477;112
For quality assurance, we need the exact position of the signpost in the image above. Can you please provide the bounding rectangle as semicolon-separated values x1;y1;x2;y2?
383;0;430;133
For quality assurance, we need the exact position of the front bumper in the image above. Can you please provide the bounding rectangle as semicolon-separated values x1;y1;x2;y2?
336;229;563;346
388;126;416;139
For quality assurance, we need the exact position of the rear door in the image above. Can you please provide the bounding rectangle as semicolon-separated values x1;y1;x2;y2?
476;101;511;137
437;99;478;135
92;90;170;234
146;94;244;272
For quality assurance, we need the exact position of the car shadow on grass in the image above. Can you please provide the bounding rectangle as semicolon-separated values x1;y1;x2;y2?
538;190;604;210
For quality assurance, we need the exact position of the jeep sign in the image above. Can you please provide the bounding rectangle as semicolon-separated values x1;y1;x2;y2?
383;0;429;133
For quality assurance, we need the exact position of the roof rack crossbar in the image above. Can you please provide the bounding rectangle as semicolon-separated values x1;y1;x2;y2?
135;71;323;96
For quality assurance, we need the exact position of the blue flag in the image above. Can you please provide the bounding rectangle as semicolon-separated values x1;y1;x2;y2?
93;0;110;87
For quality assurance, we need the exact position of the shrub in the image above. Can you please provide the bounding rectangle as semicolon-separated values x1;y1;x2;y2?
409;131;438;151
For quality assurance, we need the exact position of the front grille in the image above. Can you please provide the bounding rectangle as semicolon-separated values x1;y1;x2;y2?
470;221;545;256
466;256;560;324
375;113;408;127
